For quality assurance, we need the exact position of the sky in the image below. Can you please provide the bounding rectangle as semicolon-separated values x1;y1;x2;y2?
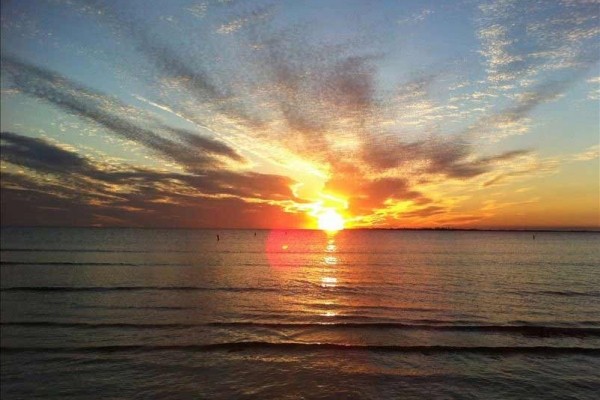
1;0;599;229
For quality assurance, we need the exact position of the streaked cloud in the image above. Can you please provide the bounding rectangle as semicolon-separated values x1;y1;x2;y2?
1;0;598;228
1;131;305;227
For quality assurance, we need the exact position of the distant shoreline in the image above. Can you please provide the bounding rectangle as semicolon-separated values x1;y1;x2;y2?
1;226;599;233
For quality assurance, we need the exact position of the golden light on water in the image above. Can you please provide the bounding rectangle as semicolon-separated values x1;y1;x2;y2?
317;209;345;231
321;276;338;287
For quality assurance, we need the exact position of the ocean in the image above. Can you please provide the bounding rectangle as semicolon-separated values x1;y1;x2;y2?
1;227;599;399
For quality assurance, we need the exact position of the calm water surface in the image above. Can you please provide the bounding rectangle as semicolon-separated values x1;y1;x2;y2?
1;228;599;399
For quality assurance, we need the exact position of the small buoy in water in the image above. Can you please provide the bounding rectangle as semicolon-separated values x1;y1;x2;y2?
217;234;220;241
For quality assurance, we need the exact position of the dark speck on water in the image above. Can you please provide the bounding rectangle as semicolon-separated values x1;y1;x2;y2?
1;228;599;399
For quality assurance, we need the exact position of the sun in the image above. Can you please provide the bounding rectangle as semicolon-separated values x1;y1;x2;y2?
317;209;345;231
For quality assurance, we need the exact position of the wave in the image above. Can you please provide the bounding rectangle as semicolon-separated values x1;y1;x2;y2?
0;248;196;253
207;322;600;337
1;342;598;355
3;321;599;337
0;321;202;329
537;290;600;298
0;286;279;293
503;289;600;298
0;261;192;267
78;305;189;311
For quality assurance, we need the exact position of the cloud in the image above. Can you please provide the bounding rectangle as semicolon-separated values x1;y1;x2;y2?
1;0;597;228
398;205;446;219
466;73;594;140
1;131;91;174
1;174;308;228
478;23;525;84
88;0;595;178
570;144;600;161
326;176;428;215
216;5;272;34
1;56;246;174
187;2;208;19
0;131;305;227
79;1;546;180
479;143;600;194
361;133;531;179
73;0;266;129
477;0;599;89
165;127;244;162
398;8;434;26
587;76;600;100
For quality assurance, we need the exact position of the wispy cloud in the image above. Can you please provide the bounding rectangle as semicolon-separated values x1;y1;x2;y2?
477;0;599;89
1;0;597;228
398;8;434;26
1;56;246;173
216;5;272;34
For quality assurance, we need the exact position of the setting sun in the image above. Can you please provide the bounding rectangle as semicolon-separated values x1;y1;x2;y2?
317;209;345;231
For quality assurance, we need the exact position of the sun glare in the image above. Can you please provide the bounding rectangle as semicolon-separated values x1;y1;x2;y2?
317;209;345;231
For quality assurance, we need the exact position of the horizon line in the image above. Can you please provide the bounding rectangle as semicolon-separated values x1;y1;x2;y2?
1;225;599;233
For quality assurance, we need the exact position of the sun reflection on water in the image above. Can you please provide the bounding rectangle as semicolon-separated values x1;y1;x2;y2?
324;256;338;265
321;276;338;287
326;240;337;253
319;232;340;317
265;230;345;319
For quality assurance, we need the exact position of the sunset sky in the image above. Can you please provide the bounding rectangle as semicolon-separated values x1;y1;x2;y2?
1;0;599;229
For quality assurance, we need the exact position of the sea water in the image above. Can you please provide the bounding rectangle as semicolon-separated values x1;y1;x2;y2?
1;228;599;399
